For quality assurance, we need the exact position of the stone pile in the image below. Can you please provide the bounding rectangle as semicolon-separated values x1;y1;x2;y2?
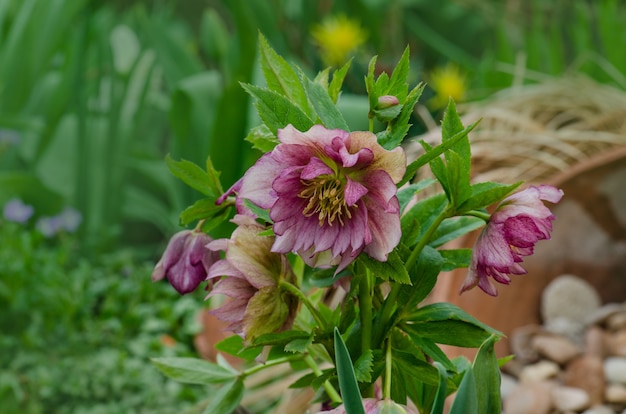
501;275;626;414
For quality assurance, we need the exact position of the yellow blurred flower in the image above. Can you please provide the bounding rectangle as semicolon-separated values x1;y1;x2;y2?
429;63;467;109
311;15;367;67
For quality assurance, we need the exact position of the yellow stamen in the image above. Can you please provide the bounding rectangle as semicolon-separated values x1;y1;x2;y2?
299;175;354;226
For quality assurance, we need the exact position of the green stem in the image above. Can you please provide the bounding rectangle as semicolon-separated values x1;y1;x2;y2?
242;354;303;377
304;354;342;404
368;117;374;133
279;281;326;329
358;269;374;397
384;336;392;399
464;209;491;222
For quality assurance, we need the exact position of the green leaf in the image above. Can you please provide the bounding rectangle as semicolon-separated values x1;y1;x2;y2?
252;330;311;347
179;198;222;226
166;154;219;198
387;46;410;102
456;181;522;214
334;328;366;414
431;362;448;414
403;303;503;348
214;335;263;362
242;199;272;224
203;378;244;414
397;179;437;214
400;193;447;248
354;349;374;383
399;246;444;308
449;364;478;414
429;216;484;248
473;335;502;414
258;33;310;113
151;357;237;385
302;75;350;131
285;336;313;354
442;100;471;205
398;119;480;187
439;249;473;272
359;248;411;284
372;104;403;122
245;124;279;153
365;55;379;111
329;60;352;103
241;83;314;134
422;140;450;200
407;335;455;372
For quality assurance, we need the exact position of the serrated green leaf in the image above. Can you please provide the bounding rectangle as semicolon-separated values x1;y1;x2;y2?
252;330;311;347
354;349;374;383
245;124;279;153
398;245;443;308
359;249;411;284
329;60;352;103
398;119;479;187
180;198;222;225
400;217;421;247
442;100;471;205
387;46;410;102
407;334;455;372
429;216;484;248
302;75;350;131
396;179;437;214
334;328;366;414
258;33;310;113
203;378;244;414
439;249;473;272
166;154;218;198
372;104;403;122
289;372;318;389
241;83;314;134
365;55;379;111
151;357;237;385
473;335;501;414
445;149;472;207
456;181;522;214
403;303;503;348
214;335;263;362
421;140;450;201
400;193;447;247
285;336;313;354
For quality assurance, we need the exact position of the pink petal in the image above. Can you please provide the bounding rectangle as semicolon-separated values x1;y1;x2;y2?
238;153;283;210
301;157;334;180
344;177;369;206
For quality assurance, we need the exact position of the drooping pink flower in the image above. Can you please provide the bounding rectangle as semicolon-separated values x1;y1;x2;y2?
317;398;419;414
461;185;564;296
206;215;298;342
152;230;219;295
226;124;406;271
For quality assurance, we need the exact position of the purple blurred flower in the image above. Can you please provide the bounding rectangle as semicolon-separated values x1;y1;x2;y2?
224;124;406;271
461;185;564;296
34;206;82;237
206;214;298;342
3;198;34;223
152;229;219;295
317;398;419;414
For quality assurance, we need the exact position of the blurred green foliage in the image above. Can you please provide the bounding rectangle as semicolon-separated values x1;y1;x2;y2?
0;221;208;413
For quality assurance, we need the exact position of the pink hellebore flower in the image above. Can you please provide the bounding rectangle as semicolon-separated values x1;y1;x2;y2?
152;230;218;295
206;215;298;342
317;398;419;414
461;185;564;296
228;124;406;271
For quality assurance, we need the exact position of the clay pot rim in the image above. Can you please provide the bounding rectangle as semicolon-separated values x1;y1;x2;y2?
546;145;626;187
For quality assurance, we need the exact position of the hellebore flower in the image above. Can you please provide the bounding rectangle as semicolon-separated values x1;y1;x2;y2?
231;124;406;271
206;215;298;342
317;398;419;414
3;198;34;223
461;185;564;296
152;229;218;295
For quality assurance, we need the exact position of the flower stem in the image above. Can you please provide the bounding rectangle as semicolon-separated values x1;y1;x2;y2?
369;117;374;133
465;209;491;222
384;336;392;399
304;354;343;404
279;280;326;329
242;354;303;377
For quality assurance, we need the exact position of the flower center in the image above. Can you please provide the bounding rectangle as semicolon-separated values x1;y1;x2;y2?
299;175;353;226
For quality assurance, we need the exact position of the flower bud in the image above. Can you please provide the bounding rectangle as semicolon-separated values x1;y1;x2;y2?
152;230;218;295
377;95;400;109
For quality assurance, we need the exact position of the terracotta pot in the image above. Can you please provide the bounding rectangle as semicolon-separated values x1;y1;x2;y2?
429;147;626;358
